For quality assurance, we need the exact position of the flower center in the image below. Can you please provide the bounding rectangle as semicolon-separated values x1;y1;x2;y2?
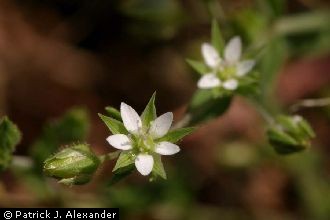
217;64;236;81
135;133;155;153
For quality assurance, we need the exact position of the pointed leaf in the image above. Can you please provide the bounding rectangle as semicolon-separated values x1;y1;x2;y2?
157;127;195;143
152;154;166;179
0;117;22;172
211;19;225;53
105;106;122;121
113;151;135;172
186;59;208;75
99;114;127;134
141;92;157;127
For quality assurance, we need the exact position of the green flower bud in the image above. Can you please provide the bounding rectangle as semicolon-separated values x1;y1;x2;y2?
43;144;100;185
267;115;315;155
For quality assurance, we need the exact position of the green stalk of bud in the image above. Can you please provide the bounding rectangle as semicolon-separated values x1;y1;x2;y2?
43;144;100;185
267;115;315;155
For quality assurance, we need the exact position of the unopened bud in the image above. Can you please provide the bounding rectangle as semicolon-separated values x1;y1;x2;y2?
43;144;100;185
267;115;315;155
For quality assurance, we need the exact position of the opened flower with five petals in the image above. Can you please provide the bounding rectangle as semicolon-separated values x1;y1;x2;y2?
197;36;255;91
106;102;181;176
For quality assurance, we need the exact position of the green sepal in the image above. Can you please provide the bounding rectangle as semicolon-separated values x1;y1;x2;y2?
108;164;135;186
58;174;93;186
141;92;157;128
105;106;122;121
157;127;195;143
152;154;166;179
186;59;208;75
298;118;315;138
98;114;127;134
211;19;225;53
112;151;135;172
267;127;298;146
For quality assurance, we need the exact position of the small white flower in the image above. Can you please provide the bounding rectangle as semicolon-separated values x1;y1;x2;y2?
107;103;180;176
198;36;255;90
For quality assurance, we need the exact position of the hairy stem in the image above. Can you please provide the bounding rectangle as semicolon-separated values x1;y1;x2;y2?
99;151;121;163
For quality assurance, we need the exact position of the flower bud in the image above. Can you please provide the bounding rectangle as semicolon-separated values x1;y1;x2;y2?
267;115;315;155
43;144;100;185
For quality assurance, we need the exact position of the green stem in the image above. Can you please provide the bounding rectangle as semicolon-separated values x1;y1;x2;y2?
99;151;121;163
247;95;275;125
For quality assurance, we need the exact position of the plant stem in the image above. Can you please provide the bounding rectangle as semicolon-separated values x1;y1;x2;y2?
99;151;120;163
246;94;276;125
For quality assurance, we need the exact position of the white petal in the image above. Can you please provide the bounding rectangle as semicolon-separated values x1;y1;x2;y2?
224;36;242;63
155;142;180;155
149;112;173;139
201;43;221;68
135;154;154;176
106;134;132;150
223;79;238;90
236;60;255;76
197;73;221;89
120;102;142;135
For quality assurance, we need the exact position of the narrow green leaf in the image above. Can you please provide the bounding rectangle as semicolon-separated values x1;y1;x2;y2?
141;92;157;127
0;116;22;172
113;151;135;172
186;59;208;75
105;106;121;121
211;19;225;53
157;127;195;143
152;154;166;179
98;114;127;134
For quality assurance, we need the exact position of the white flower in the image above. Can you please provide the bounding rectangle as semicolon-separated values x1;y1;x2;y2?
198;36;255;90
106;103;180;176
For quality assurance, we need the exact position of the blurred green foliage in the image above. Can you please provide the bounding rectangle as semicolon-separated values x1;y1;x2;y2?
118;0;184;40
0;117;21;172
9;108;90;199
30;108;90;169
